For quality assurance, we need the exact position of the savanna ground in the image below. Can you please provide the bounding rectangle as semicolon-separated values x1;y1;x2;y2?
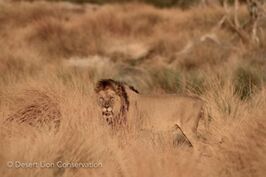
0;0;266;177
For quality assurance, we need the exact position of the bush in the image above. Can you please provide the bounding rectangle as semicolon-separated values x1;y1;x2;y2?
233;67;262;100
185;71;205;95
150;68;182;93
148;69;206;95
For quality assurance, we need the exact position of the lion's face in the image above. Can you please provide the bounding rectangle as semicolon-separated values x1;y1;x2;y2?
96;87;122;125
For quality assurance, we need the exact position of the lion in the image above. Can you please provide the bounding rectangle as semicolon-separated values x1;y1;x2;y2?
94;79;207;147
94;79;138;128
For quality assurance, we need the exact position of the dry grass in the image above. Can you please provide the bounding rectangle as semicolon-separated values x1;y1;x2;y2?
0;1;266;177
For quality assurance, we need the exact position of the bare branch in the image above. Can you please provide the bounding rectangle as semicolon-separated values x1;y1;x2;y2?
234;0;240;28
223;0;230;13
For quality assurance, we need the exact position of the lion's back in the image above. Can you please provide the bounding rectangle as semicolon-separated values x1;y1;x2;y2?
134;94;203;130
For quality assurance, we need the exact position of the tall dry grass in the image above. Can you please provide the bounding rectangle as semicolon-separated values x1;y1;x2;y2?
0;1;266;177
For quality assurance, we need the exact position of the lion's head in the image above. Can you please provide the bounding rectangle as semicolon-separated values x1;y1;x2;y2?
94;79;139;127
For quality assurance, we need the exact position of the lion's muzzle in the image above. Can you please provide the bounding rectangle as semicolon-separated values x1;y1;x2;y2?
102;107;114;125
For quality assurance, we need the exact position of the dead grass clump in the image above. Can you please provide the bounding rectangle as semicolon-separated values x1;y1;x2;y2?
178;41;231;70
210;93;266;177
149;68;182;93
0;52;41;85
233;66;262;100
0;2;64;28
186;6;225;30
184;70;206;95
148;68;206;95
148;33;190;60
4;90;61;131
242;47;266;69
28;18;91;58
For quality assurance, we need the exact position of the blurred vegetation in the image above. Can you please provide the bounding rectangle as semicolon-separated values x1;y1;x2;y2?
151;68;182;93
144;0;199;8
233;66;263;100
149;68;206;95
48;0;201;8
1;1;265;98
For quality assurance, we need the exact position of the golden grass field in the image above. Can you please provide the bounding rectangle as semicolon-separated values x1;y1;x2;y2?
0;1;266;177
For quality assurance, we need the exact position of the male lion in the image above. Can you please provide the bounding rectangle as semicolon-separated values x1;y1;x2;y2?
94;79;206;147
94;79;139;127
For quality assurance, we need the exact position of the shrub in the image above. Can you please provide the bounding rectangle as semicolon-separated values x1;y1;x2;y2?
233;67;262;100
150;68;182;93
185;71;205;95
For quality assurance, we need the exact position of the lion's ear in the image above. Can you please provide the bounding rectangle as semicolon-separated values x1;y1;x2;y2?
94;81;102;93
94;86;99;93
116;84;126;97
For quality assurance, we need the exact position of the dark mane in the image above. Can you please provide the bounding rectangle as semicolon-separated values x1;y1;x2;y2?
95;79;139;94
94;79;117;92
125;84;140;94
95;79;139;112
